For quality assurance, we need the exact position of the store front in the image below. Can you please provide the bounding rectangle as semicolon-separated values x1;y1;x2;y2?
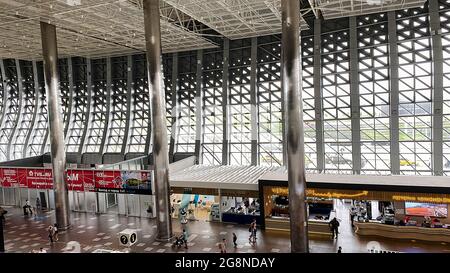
258;179;450;241
170;187;260;225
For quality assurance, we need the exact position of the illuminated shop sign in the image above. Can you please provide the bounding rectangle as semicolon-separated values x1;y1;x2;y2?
264;186;450;204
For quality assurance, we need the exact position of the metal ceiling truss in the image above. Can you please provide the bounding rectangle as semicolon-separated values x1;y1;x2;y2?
0;0;217;60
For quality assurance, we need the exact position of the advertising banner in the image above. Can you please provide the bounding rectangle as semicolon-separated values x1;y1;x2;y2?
0;167;151;195
94;170;152;195
1;168;21;188
27;168;53;189
66;169;95;192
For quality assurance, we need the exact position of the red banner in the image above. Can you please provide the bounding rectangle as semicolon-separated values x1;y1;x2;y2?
94;170;122;190
66;169;95;192
1;168;21;188
27;168;53;189
18;168;28;188
0;168;151;194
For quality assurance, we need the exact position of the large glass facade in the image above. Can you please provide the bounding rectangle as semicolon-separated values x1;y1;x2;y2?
85;58;107;153
202;46;224;165
229;38;252;165
176;51;197;153
301;29;318;171
105;56;128;153
257;35;282;167
0;1;448;177
321;19;352;174
357;13;391;175
397;7;433;175
67;57;88;153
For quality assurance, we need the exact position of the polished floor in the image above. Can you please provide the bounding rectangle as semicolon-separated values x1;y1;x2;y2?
1;200;450;253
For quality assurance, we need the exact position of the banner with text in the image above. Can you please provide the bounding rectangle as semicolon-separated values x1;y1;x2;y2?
0;168;151;195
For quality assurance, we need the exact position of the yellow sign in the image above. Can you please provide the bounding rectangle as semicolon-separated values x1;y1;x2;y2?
306;189;369;199
393;195;450;204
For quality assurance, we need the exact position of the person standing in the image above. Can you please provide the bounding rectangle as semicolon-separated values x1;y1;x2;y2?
182;229;188;249
47;225;54;243
337;246;342;253
248;219;256;243
219;238;227;253
0;206;7;226
53;223;59;242
329;217;340;239
36;198;41;211
232;233;237;248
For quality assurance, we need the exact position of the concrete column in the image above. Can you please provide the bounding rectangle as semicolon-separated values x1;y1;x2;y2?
168;53;179;161
222;39;230;165
40;22;70;230
79;58;92;154
194;49;203;164
429;0;444;176
281;0;309;252
313;18;325;173
100;57;112;155
250;37;258;165
63;58;74;140
349;17;361;174
121;55;133;155
143;0;172;240
388;11;400;175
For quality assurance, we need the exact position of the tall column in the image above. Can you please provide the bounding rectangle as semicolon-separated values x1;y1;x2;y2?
100;57;112;155
281;0;309;252
63;58;74;140
250;37;258;165
121;55;133;155
222;39;230;165
194;49;203;164
313;18;325;173
79;58;92;155
349;17;361;174
430;0;444;176
143;0;172;241
40;22;70;230
387;11;400;175
168;53;179;161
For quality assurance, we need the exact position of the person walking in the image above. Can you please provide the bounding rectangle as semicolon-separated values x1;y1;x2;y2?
23;199;32;216
182;229;188;249
36;198;41;212
0;206;7;226
219;238;227;253
329;217;340;239
248;219;256;243
251;223;257;244
232;233;237;248
53;223;59;242
47;225;54;243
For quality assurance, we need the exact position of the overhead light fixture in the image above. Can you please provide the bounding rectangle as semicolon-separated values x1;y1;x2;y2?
63;0;81;6
366;0;395;5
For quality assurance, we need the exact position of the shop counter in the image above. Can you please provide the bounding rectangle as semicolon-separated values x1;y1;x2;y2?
221;212;261;225
265;217;333;238
354;222;450;243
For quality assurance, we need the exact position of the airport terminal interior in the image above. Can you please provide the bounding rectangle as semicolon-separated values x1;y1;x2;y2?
2;0;450;254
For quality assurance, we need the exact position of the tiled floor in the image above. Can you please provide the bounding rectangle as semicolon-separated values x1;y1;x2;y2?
1;201;450;253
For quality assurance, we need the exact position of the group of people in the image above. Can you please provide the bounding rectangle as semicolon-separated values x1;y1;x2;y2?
47;223;59;243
